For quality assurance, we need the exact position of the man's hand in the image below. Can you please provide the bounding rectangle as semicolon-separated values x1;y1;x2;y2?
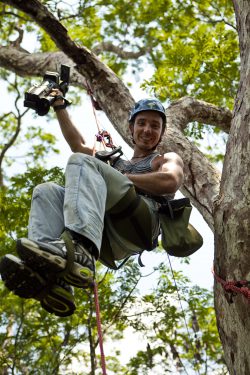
50;89;69;111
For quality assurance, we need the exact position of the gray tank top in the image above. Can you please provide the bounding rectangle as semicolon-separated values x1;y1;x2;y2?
113;152;159;175
112;153;175;201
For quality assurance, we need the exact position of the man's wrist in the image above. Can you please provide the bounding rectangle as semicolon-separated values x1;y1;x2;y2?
54;104;67;112
53;96;71;112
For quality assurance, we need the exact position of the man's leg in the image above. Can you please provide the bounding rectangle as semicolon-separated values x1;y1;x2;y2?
28;182;65;242
17;153;133;286
0;182;76;316
63;153;133;253
16;179;94;288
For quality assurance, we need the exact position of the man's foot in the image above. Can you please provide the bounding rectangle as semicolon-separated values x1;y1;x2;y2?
16;232;95;288
0;254;76;317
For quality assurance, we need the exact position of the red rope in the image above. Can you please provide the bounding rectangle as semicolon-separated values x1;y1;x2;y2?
96;130;115;149
85;82;110;374
212;269;250;302
86;81;116;155
93;281;107;375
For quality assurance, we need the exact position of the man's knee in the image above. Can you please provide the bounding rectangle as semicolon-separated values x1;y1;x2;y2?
67;153;108;177
67;153;92;165
32;182;62;198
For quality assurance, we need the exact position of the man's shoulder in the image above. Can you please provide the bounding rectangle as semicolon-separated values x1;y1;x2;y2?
152;152;183;170
162;152;183;164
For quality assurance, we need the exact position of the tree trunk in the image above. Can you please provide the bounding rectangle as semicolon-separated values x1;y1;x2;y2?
214;1;250;374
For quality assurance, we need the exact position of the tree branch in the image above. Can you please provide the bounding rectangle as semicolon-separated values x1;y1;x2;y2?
92;41;151;59
11;26;24;47
0;7;28;21
168;96;232;134
0;77;29;187
0;46;88;89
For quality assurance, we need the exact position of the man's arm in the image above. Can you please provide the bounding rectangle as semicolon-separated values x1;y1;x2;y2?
52;91;94;155
126;153;184;195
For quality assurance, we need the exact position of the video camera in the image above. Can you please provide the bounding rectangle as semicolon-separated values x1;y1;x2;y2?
24;64;70;116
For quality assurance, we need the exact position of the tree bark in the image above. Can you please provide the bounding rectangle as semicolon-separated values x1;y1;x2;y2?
214;1;250;374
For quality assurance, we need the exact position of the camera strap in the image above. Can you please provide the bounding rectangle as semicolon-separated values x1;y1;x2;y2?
53;95;71;111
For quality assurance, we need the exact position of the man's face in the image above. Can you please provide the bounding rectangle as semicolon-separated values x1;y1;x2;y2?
130;111;163;150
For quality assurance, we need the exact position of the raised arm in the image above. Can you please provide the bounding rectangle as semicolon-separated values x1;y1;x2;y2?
51;90;94;155
126;152;184;196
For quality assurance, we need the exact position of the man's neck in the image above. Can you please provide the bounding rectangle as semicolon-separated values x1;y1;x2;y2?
131;150;156;160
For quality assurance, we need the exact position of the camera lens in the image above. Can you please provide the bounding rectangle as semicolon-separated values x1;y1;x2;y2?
37;98;51;116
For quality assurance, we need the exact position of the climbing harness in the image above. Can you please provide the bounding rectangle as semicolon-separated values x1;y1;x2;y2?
86;81;123;163
95;142;123;164
94;128;123;163
96;129;115;149
212;269;250;302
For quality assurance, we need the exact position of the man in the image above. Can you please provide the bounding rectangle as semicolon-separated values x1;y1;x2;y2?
0;94;184;317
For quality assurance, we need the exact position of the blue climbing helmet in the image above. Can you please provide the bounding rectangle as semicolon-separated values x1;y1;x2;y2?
128;98;166;124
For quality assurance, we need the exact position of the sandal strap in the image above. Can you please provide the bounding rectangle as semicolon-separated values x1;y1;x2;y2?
57;230;75;278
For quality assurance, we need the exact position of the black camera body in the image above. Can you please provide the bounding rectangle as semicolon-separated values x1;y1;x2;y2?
24;64;70;116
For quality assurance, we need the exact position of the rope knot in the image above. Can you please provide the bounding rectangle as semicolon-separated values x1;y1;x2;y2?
212;269;250;303
224;282;235;292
